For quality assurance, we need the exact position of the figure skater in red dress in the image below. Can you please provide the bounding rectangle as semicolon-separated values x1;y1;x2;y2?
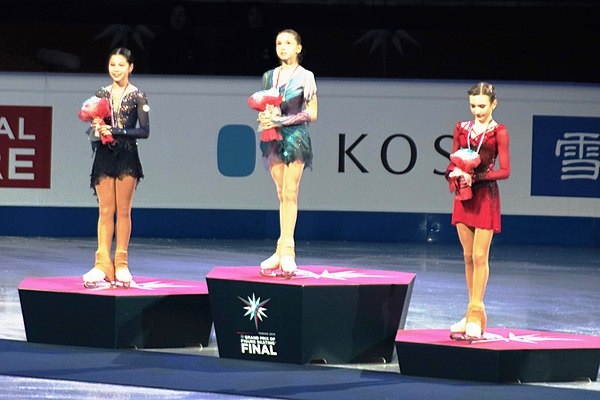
446;82;510;339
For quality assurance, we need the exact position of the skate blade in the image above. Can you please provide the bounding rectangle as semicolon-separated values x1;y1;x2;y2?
277;270;296;279
83;279;112;289
112;280;132;288
450;332;485;343
259;268;278;277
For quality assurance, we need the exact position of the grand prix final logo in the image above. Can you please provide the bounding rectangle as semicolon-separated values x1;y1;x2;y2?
238;293;277;356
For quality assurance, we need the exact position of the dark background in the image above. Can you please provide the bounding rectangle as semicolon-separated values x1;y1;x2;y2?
2;0;600;83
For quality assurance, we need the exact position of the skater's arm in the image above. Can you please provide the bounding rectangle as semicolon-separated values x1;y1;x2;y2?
445;122;464;180
110;92;150;139
474;126;510;182
271;95;318;127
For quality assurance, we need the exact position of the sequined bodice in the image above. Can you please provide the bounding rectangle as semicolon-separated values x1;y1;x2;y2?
261;66;317;117
96;87;149;131
458;126;500;174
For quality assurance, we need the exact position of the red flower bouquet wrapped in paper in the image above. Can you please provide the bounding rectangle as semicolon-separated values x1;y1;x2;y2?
78;96;115;145
248;87;283;142
448;148;481;201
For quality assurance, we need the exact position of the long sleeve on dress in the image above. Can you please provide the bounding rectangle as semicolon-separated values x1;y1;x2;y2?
475;125;510;182
95;88;150;139
446;122;511;182
444;123;464;179
111;92;150;139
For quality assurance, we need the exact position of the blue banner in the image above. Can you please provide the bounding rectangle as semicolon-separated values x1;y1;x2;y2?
531;116;600;198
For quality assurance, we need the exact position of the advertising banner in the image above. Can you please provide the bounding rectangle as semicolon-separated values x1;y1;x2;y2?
0;105;52;189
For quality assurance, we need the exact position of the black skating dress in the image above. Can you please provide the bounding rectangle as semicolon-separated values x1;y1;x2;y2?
89;84;150;192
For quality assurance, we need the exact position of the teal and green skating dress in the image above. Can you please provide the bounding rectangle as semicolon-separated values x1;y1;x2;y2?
259;66;317;167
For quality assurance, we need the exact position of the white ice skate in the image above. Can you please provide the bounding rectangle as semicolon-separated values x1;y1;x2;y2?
83;267;113;288
113;250;132;288
114;267;133;288
279;256;297;279
260;253;280;277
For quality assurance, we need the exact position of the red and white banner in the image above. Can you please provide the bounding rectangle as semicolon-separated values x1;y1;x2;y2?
0;105;52;188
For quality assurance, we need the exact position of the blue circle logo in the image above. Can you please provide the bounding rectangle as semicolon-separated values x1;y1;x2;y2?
217;125;256;177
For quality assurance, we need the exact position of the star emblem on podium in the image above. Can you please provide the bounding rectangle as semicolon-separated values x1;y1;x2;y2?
239;293;271;330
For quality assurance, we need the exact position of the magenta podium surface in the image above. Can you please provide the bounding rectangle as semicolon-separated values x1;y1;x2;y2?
396;328;600;383
206;265;416;364
18;276;212;349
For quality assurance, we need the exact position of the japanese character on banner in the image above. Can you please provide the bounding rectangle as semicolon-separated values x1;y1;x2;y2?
555;132;600;180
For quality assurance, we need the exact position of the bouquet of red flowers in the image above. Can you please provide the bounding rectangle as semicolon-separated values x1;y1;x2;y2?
78;96;115;145
248;87;283;141
448;148;481;201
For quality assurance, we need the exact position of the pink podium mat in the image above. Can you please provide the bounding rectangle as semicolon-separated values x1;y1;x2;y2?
207;265;416;286
18;276;207;297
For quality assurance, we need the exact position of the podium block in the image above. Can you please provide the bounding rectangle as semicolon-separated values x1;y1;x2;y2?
395;328;600;383
18;276;212;349
206;265;415;364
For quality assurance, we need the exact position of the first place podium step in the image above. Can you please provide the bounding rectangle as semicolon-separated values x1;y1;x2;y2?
18;276;213;349
206;265;416;364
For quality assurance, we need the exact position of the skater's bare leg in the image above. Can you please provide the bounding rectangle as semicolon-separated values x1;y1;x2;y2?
84;177;116;285
454;224;492;335
277;161;304;277
260;161;285;275
470;228;492;305
459;226;492;337
452;223;474;332
261;160;304;277
456;223;475;301
113;176;136;286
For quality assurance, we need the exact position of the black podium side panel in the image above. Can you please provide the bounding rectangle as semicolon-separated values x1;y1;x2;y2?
208;277;414;363
302;284;411;364
142;294;213;348
208;278;304;363
115;295;213;348
19;287;213;349
396;329;600;383
19;290;118;348
500;348;600;383
397;342;502;382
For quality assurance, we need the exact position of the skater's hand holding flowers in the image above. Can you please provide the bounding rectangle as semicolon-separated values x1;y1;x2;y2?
258;104;282;130
448;148;480;201
93;118;114;142
248;88;283;141
78;96;116;145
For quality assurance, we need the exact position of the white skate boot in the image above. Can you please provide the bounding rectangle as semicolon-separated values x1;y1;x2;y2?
260;253;281;277
279;256;297;279
113;249;132;288
83;251;114;288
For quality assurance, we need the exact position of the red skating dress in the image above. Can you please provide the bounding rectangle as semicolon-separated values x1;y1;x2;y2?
447;121;511;233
